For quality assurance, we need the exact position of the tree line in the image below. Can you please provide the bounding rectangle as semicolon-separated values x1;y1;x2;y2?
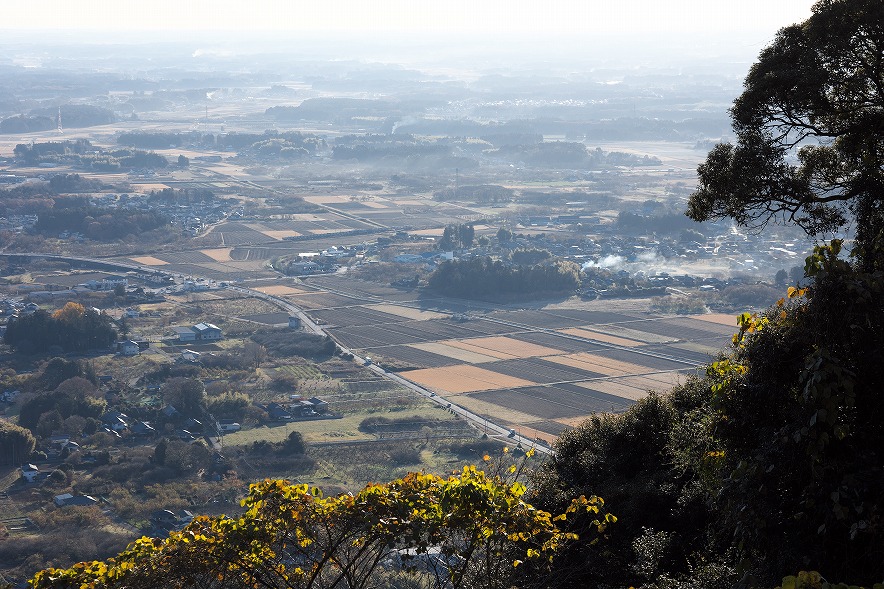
427;257;580;301
4;303;118;355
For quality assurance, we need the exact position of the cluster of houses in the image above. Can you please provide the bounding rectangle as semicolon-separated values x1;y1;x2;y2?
102;410;157;437
263;395;330;421
0;213;38;233
83;191;235;237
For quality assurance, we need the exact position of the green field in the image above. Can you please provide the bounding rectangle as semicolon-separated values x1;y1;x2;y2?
222;403;464;446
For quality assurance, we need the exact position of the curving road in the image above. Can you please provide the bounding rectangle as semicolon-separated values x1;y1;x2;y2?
2;252;552;455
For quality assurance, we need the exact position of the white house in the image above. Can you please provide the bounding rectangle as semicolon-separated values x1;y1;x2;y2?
119;340;140;356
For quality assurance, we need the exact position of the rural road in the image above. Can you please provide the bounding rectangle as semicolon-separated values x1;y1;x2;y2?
3;253;553;455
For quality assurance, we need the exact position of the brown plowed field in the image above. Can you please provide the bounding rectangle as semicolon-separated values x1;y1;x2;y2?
544;352;662;377
558;327;645;347
475;358;603;383
403;364;537;394
409;342;501;364
445;336;563;359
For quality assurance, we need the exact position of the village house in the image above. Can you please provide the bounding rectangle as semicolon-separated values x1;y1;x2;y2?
118;340;140;356
20;463;40;483
54;493;98;508
172;322;222;343
179;349;201;363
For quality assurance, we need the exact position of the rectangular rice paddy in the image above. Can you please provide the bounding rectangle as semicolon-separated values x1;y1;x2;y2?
689;313;741;327
261;230;302;240
574;374;685;401
670;341;727;356
475;358;604;383
409;342;502;364
509;331;607;354
201;248;234;262
662;316;740;336
327;325;423;348
372;345;459;368
255;285;310;296
129;256;168;266
291;293;359;309
580;323;678;344
543;352;663;377
589;348;694;371
527;420;571;437
468;384;632;419
487;309;583;329
380;320;489;341
624;318;733;341
366;304;448;321
403;364;537;394
558;327;645;347
308;307;404;327
540;309;641;324
640;343;717;364
445;336;564;359
452;395;541;425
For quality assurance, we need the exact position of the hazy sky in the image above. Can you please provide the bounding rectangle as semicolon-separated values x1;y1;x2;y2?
8;0;815;36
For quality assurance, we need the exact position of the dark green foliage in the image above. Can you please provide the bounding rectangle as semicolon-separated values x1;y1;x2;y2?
433;184;514;203
1;114;54;134
670;0;884;582
447;438;506;459
535;246;884;586
617;211;708;235
510;248;551;266
151;438;212;473
206;393;250;420
427;257;580;301
0;420;36;465
775;269;788;287
706;248;884;585
686;0;884;270
118;131;186;149
246;431;308;457
161;378;206;417
4;308;117;355
48;174;106;194
490;143;660;169
30;104;116;128
283;431;306;455
40;358;97;390
11;140;166;171
249;330;337;360
18;378;106;434
437;223;474;250
531;389;724;588
34;203;168;240
12;140;93;163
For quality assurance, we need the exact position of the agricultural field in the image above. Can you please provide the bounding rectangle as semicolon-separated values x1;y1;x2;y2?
282;274;738;441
